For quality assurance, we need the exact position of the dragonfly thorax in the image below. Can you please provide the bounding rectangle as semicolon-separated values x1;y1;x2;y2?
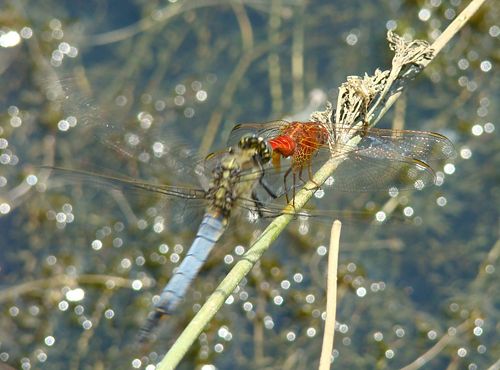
205;135;271;221
237;135;272;164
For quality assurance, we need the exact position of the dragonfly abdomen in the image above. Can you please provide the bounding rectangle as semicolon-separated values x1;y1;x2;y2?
156;214;226;314
138;214;226;341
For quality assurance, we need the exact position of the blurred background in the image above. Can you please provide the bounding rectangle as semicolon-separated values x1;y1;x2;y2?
0;1;498;369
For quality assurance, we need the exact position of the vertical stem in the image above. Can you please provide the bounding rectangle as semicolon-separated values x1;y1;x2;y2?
268;0;284;116
292;3;305;109
318;220;342;370
392;94;406;131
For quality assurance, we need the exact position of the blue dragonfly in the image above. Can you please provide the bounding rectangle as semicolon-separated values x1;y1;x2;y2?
47;136;280;341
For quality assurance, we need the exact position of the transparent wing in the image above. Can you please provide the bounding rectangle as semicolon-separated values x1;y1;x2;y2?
227;120;290;146
44;79;288;221
43;165;209;228
232;191;389;225
45;78;210;189
43;166;207;200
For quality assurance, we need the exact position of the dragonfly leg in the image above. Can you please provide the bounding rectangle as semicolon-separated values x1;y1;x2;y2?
258;175;277;199
255;155;277;198
300;163;321;192
283;166;292;204
251;190;265;218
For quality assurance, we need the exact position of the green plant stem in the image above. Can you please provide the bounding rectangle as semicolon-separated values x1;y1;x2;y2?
318;220;342;370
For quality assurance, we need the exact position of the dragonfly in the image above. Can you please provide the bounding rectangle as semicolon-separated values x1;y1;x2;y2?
229;120;456;202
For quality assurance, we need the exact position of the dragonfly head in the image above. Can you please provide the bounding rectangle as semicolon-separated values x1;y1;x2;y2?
238;135;272;164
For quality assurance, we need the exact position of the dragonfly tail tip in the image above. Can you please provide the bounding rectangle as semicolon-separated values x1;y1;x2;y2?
137;309;167;343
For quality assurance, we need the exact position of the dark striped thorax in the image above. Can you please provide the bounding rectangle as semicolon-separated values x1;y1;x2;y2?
205;136;271;222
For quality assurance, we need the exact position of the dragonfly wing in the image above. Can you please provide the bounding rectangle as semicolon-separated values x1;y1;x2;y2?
325;152;436;192
227;120;289;146
44;166;207;199
319;128;456;192
45;78;210;189
334;126;457;162
289;139;437;193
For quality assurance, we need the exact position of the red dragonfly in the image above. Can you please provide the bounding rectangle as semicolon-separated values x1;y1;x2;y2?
229;120;455;202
